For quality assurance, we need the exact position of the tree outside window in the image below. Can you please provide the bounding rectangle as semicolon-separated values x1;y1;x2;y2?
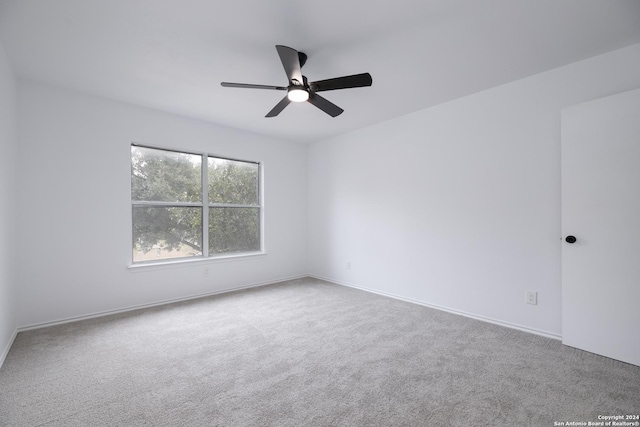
131;145;261;263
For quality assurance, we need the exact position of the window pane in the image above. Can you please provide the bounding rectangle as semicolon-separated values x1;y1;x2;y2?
208;158;259;205
132;146;202;203
133;206;202;262
209;208;260;254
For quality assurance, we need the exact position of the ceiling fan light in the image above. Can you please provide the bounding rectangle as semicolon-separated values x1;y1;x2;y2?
287;88;309;102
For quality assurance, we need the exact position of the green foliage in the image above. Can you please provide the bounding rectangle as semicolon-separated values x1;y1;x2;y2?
209;208;260;254
208;158;258;205
131;147;201;203
131;146;260;262
132;206;202;256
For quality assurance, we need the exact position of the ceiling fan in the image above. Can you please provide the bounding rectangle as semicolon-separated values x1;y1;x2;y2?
221;45;372;118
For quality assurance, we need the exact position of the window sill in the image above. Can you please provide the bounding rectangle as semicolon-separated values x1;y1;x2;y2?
128;251;267;272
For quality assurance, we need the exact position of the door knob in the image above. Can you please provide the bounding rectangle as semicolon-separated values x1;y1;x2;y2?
565;235;577;244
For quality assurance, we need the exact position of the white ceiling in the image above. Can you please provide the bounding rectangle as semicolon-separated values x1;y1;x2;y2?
1;0;639;143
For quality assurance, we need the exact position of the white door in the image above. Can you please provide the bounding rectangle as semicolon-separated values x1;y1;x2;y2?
561;88;640;366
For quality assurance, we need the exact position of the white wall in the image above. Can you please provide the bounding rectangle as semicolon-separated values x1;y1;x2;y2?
308;44;640;338
0;41;18;364
16;81;308;327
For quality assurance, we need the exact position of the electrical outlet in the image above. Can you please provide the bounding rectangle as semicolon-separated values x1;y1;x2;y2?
346;261;351;270
526;291;537;305
203;268;210;277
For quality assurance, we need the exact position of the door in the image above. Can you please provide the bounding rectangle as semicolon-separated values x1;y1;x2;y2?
561;88;640;367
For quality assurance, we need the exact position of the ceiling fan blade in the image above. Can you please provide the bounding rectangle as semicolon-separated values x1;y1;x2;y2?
276;45;303;84
298;52;308;68
221;82;286;90
265;96;291;117
307;93;344;117
309;73;373;92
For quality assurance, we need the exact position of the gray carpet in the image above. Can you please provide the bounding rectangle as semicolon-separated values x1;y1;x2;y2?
1;277;639;426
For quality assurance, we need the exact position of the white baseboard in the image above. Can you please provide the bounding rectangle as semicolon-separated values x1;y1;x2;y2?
310;274;562;341
18;274;308;332
13;273;560;348
0;327;18;369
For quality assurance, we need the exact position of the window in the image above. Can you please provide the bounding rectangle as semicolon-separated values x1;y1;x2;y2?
131;145;261;263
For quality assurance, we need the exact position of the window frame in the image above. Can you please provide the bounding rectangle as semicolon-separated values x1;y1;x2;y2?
130;143;264;266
